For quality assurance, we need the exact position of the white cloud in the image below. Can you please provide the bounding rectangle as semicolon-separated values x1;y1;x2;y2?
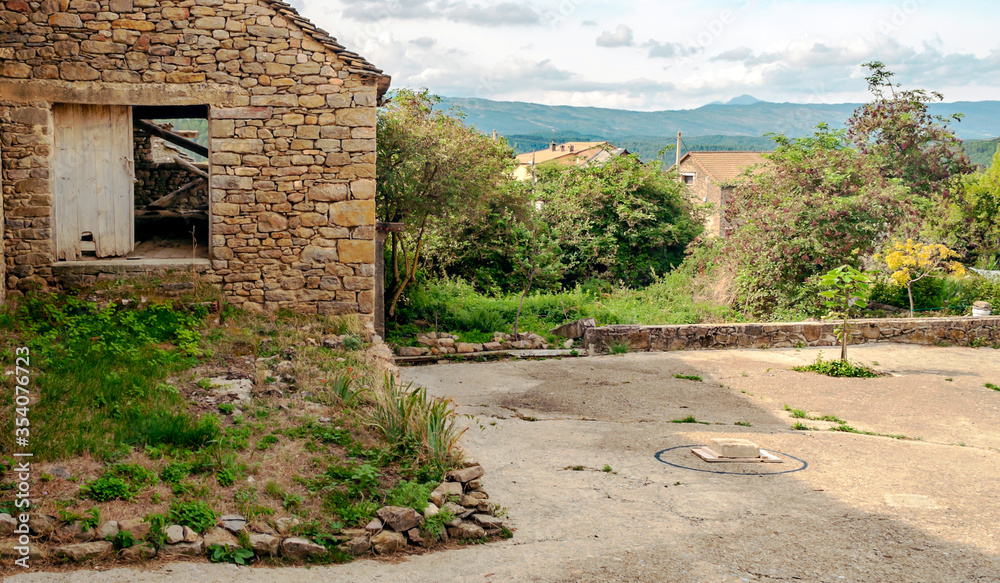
295;0;1000;110
596;25;633;48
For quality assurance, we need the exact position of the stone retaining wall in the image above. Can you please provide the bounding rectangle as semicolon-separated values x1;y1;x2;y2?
583;316;1000;353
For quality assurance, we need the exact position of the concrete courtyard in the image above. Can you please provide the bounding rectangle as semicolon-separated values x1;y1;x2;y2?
9;344;1000;582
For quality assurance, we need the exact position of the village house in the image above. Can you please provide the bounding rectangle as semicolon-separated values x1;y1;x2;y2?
0;0;390;329
513;140;628;181
672;151;769;237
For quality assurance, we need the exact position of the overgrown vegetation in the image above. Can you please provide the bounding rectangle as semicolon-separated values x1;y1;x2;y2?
382;65;999;342
0;279;471;565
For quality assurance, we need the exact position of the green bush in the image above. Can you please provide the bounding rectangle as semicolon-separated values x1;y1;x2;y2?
168;500;217;534
870;275;946;311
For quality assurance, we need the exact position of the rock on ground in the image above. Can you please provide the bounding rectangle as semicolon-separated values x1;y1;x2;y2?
371;530;406;554
280;537;327;559
52;541;113;561
376;506;423;532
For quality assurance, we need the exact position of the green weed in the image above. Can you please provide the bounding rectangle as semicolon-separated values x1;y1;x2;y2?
793;353;879;378
208;544;254;565
168;500;217;534
670;416;709;425
674;374;702;382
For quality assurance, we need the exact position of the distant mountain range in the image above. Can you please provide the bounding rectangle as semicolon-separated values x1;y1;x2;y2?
437;95;1000;166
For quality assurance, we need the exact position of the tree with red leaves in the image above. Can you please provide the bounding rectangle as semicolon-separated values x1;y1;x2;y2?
847;61;973;206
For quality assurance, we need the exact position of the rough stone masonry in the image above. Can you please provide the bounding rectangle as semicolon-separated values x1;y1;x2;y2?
0;0;390;329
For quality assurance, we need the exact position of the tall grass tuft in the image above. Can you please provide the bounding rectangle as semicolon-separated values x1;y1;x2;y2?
369;376;466;470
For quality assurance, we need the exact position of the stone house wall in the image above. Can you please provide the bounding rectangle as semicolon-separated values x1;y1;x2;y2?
678;157;723;238
583;317;1000;353
0;0;388;328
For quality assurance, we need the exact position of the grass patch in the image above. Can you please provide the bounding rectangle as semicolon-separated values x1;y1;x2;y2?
673;374;702;382
986;383;999;392
0;284;480;563
791;422;813;431
793;353;879;378
734;421;752;427
609;342;630;355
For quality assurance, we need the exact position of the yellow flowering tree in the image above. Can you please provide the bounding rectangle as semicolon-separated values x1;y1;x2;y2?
877;240;966;317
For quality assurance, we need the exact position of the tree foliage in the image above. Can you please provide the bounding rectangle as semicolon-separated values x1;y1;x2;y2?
721;125;911;316
376;89;515;315
934;146;1000;264
847;61;972;203
534;154;702;288
875;239;965;317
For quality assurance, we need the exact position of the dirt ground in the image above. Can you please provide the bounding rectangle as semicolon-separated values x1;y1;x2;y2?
8;344;1000;582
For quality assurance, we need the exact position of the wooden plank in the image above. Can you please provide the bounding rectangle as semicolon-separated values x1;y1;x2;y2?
116;105;134;255
148;178;205;209
95;104;113;257
53;104;73;259
135;119;208;157
172;155;209;180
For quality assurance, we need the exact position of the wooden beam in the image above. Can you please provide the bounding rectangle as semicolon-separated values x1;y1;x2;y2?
172;155;209;180
134;209;208;220
147;178;205;210
135;119;208;158
133;105;208;120
376;222;405;232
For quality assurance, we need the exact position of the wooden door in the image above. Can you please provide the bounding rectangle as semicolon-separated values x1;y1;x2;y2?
54;104;134;260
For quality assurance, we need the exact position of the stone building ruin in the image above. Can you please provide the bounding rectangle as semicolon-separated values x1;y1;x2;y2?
0;0;390;328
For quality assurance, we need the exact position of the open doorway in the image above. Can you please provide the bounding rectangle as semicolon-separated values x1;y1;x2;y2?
132;105;209;261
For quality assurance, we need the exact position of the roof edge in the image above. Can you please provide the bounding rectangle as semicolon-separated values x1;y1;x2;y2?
261;0;391;99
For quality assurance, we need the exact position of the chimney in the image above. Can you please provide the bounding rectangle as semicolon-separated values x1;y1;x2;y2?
560;145;565;152
550;141;556;151
569;145;574;153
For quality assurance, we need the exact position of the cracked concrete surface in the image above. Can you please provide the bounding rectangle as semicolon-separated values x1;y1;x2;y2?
9;345;1000;582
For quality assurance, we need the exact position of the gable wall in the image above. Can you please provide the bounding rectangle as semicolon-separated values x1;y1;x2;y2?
678;157;723;237
0;0;381;327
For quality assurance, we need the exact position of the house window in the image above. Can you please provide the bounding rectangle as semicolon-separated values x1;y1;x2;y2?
681;173;695;185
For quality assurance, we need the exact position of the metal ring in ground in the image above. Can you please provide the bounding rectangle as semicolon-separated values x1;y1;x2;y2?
654;444;808;476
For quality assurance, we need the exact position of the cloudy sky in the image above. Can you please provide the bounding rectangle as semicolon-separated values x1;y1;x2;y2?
290;0;1000;111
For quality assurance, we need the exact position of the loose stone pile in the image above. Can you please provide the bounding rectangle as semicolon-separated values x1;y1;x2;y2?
397;331;551;357
0;461;507;564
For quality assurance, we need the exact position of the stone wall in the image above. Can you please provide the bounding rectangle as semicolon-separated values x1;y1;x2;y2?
583;317;1000;353
0;0;388;327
